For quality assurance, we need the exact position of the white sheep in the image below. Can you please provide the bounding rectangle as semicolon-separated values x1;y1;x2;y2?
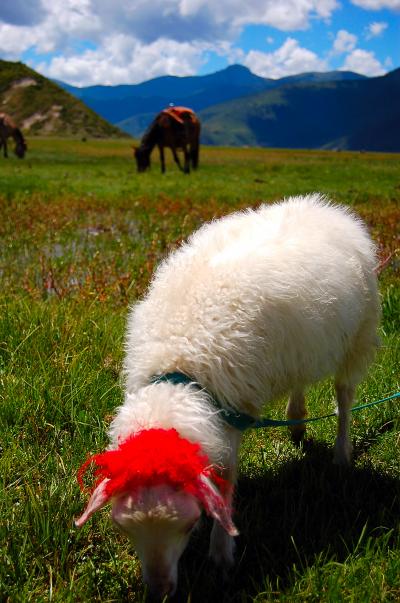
76;194;380;598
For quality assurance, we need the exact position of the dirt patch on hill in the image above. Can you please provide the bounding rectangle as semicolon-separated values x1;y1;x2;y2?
11;78;38;90
22;105;63;132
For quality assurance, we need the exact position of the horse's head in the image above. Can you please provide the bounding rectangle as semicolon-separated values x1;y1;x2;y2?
15;135;27;159
134;146;150;172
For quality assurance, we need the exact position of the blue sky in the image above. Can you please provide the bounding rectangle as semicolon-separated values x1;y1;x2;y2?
0;1;399;86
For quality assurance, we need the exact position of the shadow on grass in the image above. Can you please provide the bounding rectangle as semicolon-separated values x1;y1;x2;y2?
175;439;400;603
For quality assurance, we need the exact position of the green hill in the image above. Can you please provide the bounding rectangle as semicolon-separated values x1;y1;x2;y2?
0;60;127;138
199;69;400;151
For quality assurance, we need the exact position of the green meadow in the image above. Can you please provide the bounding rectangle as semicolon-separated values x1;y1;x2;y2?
1;138;399;602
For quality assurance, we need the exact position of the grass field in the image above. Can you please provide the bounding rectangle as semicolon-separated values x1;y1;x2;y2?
1;138;399;602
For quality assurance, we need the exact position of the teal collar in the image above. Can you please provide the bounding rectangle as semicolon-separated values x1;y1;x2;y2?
150;372;260;431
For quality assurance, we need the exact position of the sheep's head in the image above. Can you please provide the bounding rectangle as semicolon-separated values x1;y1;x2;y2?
75;428;237;598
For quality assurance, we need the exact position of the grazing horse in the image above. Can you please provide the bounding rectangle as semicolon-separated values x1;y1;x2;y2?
0;113;27;159
134;107;200;174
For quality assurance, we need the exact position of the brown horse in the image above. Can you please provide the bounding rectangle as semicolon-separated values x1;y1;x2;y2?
0;113;27;159
134;107;200;174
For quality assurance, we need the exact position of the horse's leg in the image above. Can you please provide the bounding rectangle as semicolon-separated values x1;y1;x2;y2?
2;138;8;158
182;121;191;174
190;142;199;170
171;146;183;172
158;144;166;173
183;146;190;174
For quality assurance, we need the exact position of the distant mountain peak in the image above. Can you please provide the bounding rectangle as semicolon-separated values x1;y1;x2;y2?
224;64;252;73
208;63;267;85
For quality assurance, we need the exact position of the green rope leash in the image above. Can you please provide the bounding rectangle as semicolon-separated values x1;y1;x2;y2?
150;372;400;432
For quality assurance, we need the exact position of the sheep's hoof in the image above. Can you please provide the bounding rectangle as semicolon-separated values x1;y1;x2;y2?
289;426;306;447
333;454;352;467
333;440;353;466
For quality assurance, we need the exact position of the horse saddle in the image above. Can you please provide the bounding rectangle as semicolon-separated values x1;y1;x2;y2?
162;106;196;124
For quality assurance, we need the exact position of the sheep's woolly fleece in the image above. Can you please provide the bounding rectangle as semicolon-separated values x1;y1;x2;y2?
78;428;230;513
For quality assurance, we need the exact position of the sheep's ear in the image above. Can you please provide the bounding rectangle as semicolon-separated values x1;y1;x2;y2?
199;475;238;536
75;478;111;527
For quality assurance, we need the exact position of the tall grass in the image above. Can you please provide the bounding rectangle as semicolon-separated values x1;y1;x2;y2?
1;139;399;601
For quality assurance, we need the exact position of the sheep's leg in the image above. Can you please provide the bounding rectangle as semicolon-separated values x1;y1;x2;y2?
209;487;236;569
333;383;354;465
286;390;307;445
209;432;241;569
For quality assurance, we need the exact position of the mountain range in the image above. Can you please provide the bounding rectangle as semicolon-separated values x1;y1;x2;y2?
58;65;367;138
1;59;399;151
58;64;400;152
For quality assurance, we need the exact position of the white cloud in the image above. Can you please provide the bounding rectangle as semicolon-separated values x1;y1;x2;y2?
37;36;208;85
365;21;388;38
0;0;101;58
56;0;341;47
232;0;339;31
351;0;400;9
332;29;358;54
0;0;340;49
0;25;41;57
341;49;386;76
242;38;327;79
